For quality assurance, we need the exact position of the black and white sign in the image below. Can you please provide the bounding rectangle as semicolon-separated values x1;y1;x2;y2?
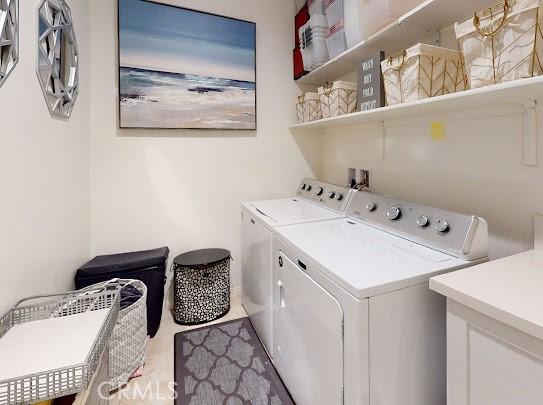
357;52;385;111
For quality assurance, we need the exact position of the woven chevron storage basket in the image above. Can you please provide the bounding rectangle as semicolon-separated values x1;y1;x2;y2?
318;81;358;118
381;43;466;106
456;0;543;89
297;92;322;123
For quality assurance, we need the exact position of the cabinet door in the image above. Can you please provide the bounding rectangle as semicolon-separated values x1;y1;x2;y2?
274;252;344;405
447;300;543;405
241;211;273;356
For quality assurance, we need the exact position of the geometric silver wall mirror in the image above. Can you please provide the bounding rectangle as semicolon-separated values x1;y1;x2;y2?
36;0;79;119
0;0;19;88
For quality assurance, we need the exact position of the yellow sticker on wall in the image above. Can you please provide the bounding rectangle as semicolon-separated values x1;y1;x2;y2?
430;122;446;140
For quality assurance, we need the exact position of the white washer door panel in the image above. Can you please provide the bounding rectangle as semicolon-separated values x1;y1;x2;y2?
241;211;273;356
274;252;344;405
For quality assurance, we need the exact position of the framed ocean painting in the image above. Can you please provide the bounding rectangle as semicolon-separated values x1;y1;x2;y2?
118;0;256;129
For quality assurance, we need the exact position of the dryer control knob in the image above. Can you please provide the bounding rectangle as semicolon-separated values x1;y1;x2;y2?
336;193;343;201
387;207;402;221
301;183;307;190
306;185;312;191
435;220;450;233
417;215;430;228
316;187;324;196
366;202;377;212
327;192;336;199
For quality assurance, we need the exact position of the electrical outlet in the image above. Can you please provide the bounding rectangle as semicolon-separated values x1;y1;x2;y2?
348;168;370;189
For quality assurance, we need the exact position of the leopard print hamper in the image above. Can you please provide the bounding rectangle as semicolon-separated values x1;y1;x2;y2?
173;249;231;325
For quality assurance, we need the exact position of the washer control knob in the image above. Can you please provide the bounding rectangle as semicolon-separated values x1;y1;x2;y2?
327;192;336;199
435;220;450;233
306;185;312;191
336;193;343;201
366;202;377;212
417;215;430;228
387;207;402;221
301;183;307;190
316;187;324;196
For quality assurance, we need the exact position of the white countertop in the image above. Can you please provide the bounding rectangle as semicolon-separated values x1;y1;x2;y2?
430;247;543;341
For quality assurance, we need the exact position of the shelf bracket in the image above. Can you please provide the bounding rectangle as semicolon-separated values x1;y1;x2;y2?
499;97;538;166
397;20;441;46
378;122;385;159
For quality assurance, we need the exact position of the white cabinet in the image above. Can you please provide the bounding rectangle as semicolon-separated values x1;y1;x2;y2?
446;300;543;405
241;209;274;356
274;252;344;405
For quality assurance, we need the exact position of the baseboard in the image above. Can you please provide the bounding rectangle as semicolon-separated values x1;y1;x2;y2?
535;214;543;250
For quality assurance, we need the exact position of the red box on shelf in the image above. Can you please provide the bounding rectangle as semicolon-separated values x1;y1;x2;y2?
293;48;307;80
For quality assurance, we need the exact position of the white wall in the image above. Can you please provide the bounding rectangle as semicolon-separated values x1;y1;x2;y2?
321;111;542;259
89;0;320;296
320;27;543;259
0;0;91;314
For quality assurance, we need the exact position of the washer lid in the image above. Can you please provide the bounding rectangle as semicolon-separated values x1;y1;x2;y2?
275;219;472;299
247;198;343;225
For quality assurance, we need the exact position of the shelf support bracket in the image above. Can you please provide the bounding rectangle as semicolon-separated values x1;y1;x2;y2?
397;20;441;46
499;97;538;166
378;122;385;159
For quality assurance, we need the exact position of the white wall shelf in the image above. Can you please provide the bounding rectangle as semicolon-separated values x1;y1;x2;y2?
290;76;543;166
297;0;494;85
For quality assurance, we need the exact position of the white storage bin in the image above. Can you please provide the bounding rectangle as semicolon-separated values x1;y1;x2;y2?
308;0;325;16
358;0;426;40
297;92;322;123
326;20;348;59
344;0;362;48
381;43;466;106
300;15;330;71
318;81;357;118
325;0;344;26
456;0;543;89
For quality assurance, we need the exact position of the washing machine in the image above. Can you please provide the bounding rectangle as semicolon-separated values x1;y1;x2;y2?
241;178;354;357
272;190;489;405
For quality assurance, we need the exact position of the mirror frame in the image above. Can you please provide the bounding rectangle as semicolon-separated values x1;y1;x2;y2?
0;0;19;89
36;0;79;120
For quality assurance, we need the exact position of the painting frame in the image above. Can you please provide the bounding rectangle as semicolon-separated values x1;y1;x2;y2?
117;0;257;130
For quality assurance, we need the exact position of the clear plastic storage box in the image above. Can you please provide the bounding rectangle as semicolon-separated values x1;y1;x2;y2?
308;0;325;16
300;14;330;71
326;20;348;59
324;0;344;26
344;0;362;48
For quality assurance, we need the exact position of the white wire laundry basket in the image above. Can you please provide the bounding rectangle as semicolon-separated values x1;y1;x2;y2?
0;287;120;405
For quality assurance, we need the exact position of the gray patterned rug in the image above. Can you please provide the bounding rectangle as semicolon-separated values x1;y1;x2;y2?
175;318;294;405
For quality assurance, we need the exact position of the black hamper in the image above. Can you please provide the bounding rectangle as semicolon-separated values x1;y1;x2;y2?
173;249;231;325
75;247;169;338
